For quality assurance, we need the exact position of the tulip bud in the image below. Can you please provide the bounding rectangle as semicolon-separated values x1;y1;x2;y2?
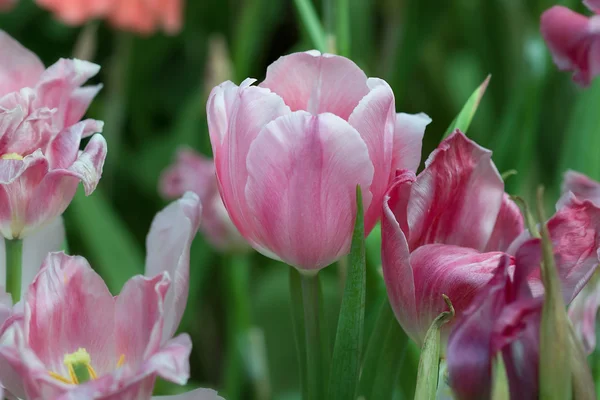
536;186;572;399
415;295;455;400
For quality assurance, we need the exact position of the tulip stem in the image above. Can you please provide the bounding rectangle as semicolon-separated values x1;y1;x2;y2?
292;0;328;53
5;239;22;303
300;271;330;399
223;255;251;400
289;268;308;400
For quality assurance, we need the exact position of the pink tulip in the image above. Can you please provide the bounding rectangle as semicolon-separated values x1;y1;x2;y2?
381;131;600;346
0;31;106;240
447;243;543;400
540;4;600;86
160;148;250;252
0;193;216;399
0;0;15;11
207;50;430;270
35;0;182;35
563;169;600;206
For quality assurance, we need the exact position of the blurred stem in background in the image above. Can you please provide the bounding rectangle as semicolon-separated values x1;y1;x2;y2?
5;239;22;303
293;0;327;53
72;21;99;61
101;32;134;196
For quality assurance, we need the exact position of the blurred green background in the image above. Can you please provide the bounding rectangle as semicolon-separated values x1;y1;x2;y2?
1;0;598;398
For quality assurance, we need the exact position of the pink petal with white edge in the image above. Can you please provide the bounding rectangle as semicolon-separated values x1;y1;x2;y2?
115;273;170;369
562;170;600;206
46;119;104;170
569;270;600;355
406;131;504;252
484;193;524;252
25;252;116;376
153;388;225;400
0;31;44;97
392;112;432;173
145;192;201;341
260;51;370;120
141;333;192;384
347;78;396;233
541;7;600;86
207;79;290;240
245;111;374;270
585;0;600;13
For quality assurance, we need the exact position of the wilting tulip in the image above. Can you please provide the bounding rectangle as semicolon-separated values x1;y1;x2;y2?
36;0;182;35
207;50;430;270
160;148;249;252
0;193;218;399
381;131;600;346
446;246;543;400
0;31;106;240
540;3;600;86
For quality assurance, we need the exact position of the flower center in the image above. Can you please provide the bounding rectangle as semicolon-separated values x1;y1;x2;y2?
48;348;126;385
1;153;23;160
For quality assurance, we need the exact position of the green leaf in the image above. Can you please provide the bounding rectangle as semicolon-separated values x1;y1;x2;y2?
443;75;491;139
335;0;350;57
536;187;572;400
328;186;366;399
568;323;595;399
414;295;455;400
65;188;144;294
292;0;328;53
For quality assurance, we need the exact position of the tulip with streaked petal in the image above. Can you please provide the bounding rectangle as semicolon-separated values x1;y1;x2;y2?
381;131;600;346
160;148;249;252
541;2;600;86
207;50;430;270
0;193;220;399
0;31;106;240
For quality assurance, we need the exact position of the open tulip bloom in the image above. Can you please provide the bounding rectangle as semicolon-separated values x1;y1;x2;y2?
207;50;430;271
0;31;106;240
382;131;600;346
0;193;220;399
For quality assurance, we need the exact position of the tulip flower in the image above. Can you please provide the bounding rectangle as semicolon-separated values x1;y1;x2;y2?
160;148;249;252
207;50;430;270
0;31;106;240
0;193;220;399
35;0;182;35
381;131;600;346
0;0;15;11
541;2;600;86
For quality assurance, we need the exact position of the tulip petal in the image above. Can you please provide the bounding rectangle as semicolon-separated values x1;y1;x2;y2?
26;253;116;376
260;51;370;120
245;111;374;269
0;31;44;97
159;148;216;201
115;273;170;367
485;194;524;252
207;79;290;240
347;78;396;232
585;0;600;12
145;192;202;341
392;112;432;173
569;271;600;354
406;131;504;252
142;333;192;384
46;119;104;170
541;7;600;86
562;170;600;206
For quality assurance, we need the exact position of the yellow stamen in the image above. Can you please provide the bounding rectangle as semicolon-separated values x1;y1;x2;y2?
48;371;73;384
1;153;23;160
117;354;125;368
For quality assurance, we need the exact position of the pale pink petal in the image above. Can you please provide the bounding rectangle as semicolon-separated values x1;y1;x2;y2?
115;273;170;368
562;170;600;206
484;194;524;252
25;253;116;376
585;0;600;14
0;32;44;97
569;270;600;355
245;111;374;270
411;245;506;345
142;333;192;384
347;78;395;233
46;119;104;169
541;7;600;86
392;112;432;173
381;170;418;341
153;388;224;400
159;148;216;202
63;85;102;129
145;192;202;341
260;51;370;120
207;79;290;240
405;131;504;252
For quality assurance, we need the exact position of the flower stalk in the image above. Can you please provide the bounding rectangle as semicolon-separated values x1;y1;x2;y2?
5;238;22;303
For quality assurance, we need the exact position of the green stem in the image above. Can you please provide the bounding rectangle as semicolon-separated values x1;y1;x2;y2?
223;255;251;399
289;268;308;400
292;0;328;53
301;271;330;399
335;0;350;57
5;239;22;303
